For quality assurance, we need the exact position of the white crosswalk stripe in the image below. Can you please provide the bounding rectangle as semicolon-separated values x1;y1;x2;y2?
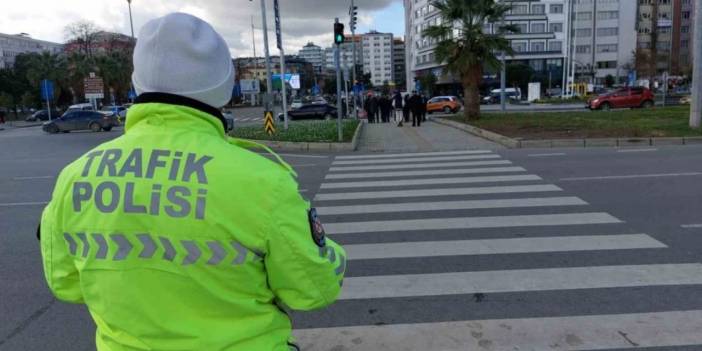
324;166;527;179
295;150;700;350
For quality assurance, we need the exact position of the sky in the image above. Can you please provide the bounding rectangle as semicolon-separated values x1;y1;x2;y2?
0;0;405;57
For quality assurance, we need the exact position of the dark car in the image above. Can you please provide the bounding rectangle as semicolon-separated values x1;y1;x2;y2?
587;87;655;111
42;110;118;134
279;103;338;121
26;110;61;122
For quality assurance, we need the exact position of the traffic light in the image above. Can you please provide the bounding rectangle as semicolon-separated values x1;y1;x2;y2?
334;22;345;44
349;6;358;32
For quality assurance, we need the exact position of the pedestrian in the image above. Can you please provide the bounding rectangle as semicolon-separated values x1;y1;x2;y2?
403;94;410;123
420;93;428;122
38;13;345;351
393;91;403;125
378;95;389;123
367;93;378;123
409;91;422;127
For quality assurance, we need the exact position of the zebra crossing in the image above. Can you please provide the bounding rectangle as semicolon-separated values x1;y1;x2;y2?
292;150;702;350
235;117;263;122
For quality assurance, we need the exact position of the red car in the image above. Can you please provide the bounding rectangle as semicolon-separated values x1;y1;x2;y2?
587;87;655;111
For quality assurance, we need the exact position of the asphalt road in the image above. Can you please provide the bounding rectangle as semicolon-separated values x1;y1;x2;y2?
2;125;702;350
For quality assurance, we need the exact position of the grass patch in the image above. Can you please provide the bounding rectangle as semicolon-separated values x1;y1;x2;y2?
449;106;702;139
229;120;360;143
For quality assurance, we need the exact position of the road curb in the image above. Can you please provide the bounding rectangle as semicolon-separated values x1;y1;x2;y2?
430;117;520;148
2;122;42;129
238;121;364;152
432;117;702;149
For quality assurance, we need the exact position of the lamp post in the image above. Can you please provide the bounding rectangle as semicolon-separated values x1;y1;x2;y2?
127;0;135;39
250;0;274;113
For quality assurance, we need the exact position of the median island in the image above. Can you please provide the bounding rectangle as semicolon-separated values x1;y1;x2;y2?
230;120;360;143
449;106;702;140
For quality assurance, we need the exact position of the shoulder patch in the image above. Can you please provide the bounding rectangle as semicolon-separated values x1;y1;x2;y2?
308;208;326;247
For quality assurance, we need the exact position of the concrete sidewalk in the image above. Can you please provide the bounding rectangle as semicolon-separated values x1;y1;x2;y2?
357;119;501;152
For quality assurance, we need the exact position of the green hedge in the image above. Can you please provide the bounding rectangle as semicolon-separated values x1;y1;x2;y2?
229;120;360;143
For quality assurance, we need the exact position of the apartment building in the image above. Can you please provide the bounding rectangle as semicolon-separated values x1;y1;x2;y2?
298;42;325;73
393;39;407;89
362;31;394;86
636;0;696;76
324;35;363;70
405;0;569;92
0;33;62;69
571;0;637;84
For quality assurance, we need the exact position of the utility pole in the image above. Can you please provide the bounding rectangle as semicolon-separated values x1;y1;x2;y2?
349;0;359;119
500;14;506;111
569;0;578;98
252;0;274;113
251;16;257;106
690;0;702;128
274;0;288;129
563;0;571;99
334;18;344;142
127;0;135;38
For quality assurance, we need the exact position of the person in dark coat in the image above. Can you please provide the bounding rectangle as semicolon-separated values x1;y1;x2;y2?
408;91;422;127
420;94;428;122
365;94;378;123
379;95;390;123
402;94;410;123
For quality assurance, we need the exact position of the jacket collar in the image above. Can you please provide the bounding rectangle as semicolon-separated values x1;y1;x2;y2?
134;92;227;130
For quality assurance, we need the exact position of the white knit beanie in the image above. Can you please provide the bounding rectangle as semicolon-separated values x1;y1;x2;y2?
132;12;234;108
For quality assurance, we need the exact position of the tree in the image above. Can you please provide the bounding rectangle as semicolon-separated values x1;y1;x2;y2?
21;91;36;109
417;73;438;96
0;92;14;109
424;0;517;120
25;52;68;104
604;74;615;88
64;21;101;58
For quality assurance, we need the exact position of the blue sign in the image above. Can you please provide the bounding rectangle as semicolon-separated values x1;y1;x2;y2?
128;88;137;100
353;83;365;94
232;82;242;98
40;79;54;101
311;83;321;95
627;71;637;87
415;80;422;92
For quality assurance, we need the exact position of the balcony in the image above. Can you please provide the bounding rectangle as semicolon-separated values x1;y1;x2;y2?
511;50;564;58
505;13;548;21
505;32;556;40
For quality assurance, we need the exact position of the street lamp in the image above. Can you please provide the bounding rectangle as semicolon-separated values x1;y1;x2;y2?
127;0;135;39
250;0;274;113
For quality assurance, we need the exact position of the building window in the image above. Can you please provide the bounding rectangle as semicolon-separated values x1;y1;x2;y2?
550;4;563;13
514;23;528;33
531;42;545;52
597;11;619;20
682;11;691;19
576;28;592;37
576;12;592;20
511;4;528;14
681;40;689;48
512;42;527;52
681;26;689;33
531;23;546;33
596;61;617;69
531;4;545;14
548;41;562;52
576;45;591;53
549;23;563;33
597;27;618;37
530;59;544;71
596;44;618;53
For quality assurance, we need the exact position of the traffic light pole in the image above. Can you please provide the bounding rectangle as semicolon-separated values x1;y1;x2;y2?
258;0;274;114
690;0;702;128
335;18;343;142
350;0;358;119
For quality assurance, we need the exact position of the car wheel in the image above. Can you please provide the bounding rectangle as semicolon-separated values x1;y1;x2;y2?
443;106;452;114
641;100;654;108
46;125;59;134
600;102;611;111
102;126;113;132
90;122;102;132
323;113;333;120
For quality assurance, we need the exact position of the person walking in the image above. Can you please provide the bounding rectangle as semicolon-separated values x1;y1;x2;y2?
409;91;422;127
420;93;428;122
38;13;345;351
402;94;410;123
364;93;376;123
379;95;389;123
393;91;403;125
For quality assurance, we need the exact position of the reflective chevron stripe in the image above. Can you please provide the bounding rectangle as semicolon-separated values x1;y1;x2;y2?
159;237;176;261
110;234;132;261
231;241;248;265
76;232;89;258
92;233;108;259
181;240;201;265
63;233;77;256
137;234;157;258
206;241;226;265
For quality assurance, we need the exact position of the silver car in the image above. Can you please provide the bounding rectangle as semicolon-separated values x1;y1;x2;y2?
42;111;118;133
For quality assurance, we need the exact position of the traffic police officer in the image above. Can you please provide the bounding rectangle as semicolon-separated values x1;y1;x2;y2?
40;13;345;351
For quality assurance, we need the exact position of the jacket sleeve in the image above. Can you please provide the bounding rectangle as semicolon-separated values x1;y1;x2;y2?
265;173;346;311
40;172;84;303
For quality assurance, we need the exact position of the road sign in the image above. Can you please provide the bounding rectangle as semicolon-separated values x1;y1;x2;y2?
274;0;282;50
40;79;54;101
84;74;104;99
241;79;261;93
264;110;276;135
272;74;301;89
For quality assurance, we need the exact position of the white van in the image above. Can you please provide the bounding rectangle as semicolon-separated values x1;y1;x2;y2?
484;88;522;104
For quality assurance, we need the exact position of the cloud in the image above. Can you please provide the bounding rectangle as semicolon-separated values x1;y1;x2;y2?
0;0;400;57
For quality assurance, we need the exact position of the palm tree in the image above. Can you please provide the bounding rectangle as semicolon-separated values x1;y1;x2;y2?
423;0;517;120
25;52;68;104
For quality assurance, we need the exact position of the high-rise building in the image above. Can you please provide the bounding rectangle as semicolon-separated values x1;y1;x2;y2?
0;33;62;69
570;0;637;84
298;42;325;73
636;0;696;77
362;31;394;86
324;35;363;70
393;39;406;89
405;0;570;93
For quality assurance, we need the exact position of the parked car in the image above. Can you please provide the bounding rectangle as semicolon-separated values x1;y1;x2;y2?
100;105;126;116
482;88;522;104
310;97;328;105
680;95;692;105
26;109;61;122
587;87;655;111
42;110;118;134
426;96;461;114
278;103;338;121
